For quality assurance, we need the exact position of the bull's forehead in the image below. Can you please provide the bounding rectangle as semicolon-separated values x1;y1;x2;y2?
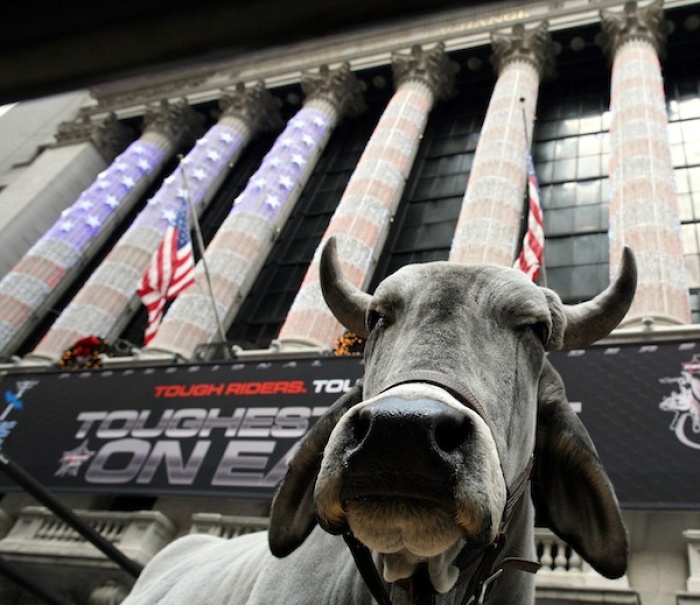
374;262;549;322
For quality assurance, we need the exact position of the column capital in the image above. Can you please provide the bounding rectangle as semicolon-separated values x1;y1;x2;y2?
218;81;283;132
491;21;556;78
392;43;459;101
52;111;133;159
599;0;668;58
301;63;366;119
142;99;205;146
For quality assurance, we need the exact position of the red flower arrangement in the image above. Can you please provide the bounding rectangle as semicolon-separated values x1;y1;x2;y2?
57;336;113;371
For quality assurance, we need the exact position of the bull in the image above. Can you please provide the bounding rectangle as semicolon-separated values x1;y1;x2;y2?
122;236;636;605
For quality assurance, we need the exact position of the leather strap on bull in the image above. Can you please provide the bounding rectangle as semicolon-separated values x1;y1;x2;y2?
342;370;541;605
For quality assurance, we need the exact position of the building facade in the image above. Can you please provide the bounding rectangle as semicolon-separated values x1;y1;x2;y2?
0;0;699;603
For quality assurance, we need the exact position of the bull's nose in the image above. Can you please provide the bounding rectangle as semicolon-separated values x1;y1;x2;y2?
342;398;471;499
355;398;469;454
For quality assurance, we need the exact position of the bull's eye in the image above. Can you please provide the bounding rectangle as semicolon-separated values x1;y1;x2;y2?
366;309;384;332
530;321;550;346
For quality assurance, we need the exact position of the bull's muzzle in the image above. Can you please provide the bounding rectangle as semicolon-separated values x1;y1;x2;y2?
314;384;506;557
340;397;470;505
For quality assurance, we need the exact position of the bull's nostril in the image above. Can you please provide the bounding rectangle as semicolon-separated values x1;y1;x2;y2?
351;409;371;445
434;416;469;453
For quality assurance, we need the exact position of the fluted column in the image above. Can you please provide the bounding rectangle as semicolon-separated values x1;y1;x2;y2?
601;0;690;325
27;99;207;361
450;22;554;266
0;110;133;279
145;64;365;359
0;111;170;358
278;43;458;349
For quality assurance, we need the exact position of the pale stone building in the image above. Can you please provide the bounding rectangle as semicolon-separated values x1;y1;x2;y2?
0;1;699;603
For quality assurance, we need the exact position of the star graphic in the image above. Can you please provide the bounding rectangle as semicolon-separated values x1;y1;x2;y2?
85;215;101;228
138;159;152;171
192;168;206;181
104;195;119;209
162;209;177;223
219;132;234;144
181;156;192;165
291;154;306;167
251;177;267;189
164;174;176;185
279;138;294;149
114;161;128;171
265;195;281;209
131;143;144;155
206;150;221;162
79;200;93;211
177;188;190;200
279;176;294;190
302;134;315;146
59;220;74;232
312;116;327;127
267;157;281;169
196;137;209;146
122;176;135;189
96;180;110;190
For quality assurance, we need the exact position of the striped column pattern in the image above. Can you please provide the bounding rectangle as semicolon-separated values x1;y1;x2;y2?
601;1;691;325
450;22;553;266
0;119;159;358
28;99;211;360
147;65;365;359
278;44;458;349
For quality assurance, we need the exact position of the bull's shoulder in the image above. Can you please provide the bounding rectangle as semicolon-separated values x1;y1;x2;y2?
122;528;374;605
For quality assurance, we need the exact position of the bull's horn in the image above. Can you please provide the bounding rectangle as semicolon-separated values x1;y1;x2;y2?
320;237;372;338
562;247;637;349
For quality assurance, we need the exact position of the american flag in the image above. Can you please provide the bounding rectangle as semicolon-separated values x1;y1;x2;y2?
513;149;544;282
138;201;196;344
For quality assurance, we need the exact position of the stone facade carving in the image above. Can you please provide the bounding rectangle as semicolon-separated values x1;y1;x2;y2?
142;98;205;146
53;111;133;159
91;70;211;111
219;81;283;132
599;0;668;57
301;63;366;118
491;21;555;78
392;43;459;101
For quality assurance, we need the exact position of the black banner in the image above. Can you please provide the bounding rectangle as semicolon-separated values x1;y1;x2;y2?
0;342;698;508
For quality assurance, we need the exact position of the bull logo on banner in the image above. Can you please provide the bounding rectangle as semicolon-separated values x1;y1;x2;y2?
660;354;700;450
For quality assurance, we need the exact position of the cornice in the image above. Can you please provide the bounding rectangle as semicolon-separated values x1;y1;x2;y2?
87;0;697;117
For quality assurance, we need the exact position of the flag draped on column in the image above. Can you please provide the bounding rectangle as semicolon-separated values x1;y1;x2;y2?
137;201;195;344
513;149;544;282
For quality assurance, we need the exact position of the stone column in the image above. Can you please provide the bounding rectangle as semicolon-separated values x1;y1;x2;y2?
0;110;172;359
278;43;458;350
0;110;133;279
450;22;554;266
145;64;365;360
600;0;690;325
27;99;206;361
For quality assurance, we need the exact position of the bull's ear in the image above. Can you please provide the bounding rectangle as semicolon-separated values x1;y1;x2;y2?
269;381;363;557
532;361;628;579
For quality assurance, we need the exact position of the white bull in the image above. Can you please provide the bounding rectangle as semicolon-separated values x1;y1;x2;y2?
122;236;637;605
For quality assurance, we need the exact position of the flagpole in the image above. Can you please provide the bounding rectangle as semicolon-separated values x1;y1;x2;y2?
178;159;231;357
519;98;548;288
